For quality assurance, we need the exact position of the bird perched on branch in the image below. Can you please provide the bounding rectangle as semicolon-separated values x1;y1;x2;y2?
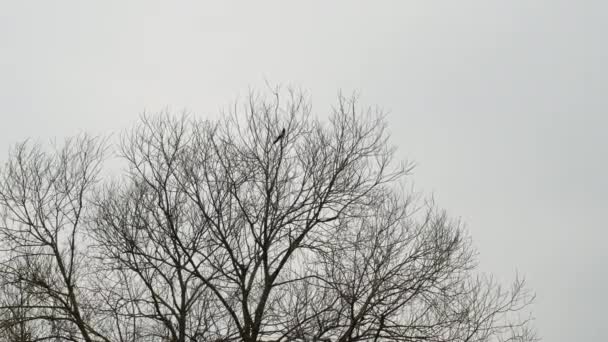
273;128;285;145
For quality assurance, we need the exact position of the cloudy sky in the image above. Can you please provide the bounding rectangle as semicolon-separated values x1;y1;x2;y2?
1;1;606;341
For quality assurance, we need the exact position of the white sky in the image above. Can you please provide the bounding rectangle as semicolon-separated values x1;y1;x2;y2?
1;2;606;341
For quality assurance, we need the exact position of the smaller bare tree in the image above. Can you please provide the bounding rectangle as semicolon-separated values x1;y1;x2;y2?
0;136;109;342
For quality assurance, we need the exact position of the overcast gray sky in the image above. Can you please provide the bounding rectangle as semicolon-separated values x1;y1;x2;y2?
1;1;606;341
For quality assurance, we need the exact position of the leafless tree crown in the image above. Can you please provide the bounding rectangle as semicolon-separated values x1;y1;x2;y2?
0;90;537;342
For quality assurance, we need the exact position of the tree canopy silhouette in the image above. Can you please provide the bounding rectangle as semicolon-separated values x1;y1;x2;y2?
0;89;537;342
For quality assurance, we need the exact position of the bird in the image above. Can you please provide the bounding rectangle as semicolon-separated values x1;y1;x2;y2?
273;128;285;145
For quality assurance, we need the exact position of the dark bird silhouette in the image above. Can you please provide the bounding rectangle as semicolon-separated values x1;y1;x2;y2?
273;128;285;145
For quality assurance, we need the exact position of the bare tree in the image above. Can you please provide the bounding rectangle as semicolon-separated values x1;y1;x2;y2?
0;136;110;342
0;88;537;342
